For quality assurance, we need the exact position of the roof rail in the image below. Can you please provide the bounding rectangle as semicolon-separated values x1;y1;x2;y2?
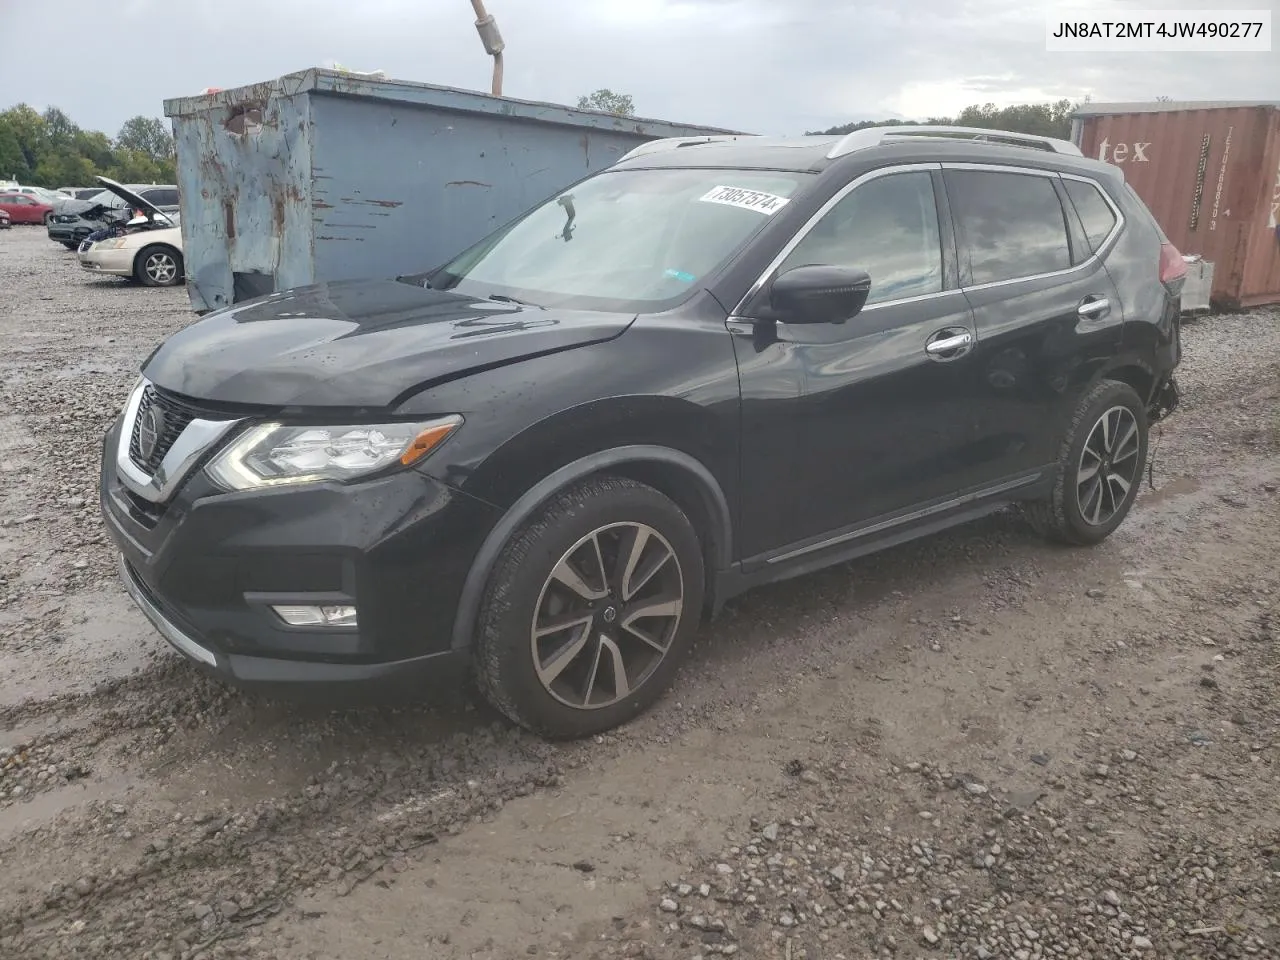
617;135;754;164
826;125;1083;159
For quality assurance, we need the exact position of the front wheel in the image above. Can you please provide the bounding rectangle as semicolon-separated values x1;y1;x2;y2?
473;476;705;739
1024;379;1149;545
135;245;184;287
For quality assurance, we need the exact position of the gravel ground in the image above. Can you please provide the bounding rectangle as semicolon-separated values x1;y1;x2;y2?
0;224;1278;960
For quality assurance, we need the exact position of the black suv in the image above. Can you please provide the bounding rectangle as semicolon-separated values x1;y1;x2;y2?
99;126;1185;738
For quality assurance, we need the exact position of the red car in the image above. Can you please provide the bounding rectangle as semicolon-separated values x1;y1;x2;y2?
0;193;54;225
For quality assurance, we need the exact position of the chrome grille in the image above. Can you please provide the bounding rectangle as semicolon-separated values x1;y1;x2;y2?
127;386;198;473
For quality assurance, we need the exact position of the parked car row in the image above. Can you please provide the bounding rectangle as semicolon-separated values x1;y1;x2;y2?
47;182;179;248
1;177;185;287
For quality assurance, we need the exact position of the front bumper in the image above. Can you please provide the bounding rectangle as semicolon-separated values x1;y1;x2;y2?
100;415;501;699
48;223;88;242
79;246;134;277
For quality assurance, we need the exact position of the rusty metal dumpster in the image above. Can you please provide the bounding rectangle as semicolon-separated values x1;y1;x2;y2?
163;69;741;313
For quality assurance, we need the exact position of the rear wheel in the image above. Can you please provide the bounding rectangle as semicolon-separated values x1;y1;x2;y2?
1024;379;1148;545
42;211;52;225
473;476;705;739
62;241;79;250
134;245;184;287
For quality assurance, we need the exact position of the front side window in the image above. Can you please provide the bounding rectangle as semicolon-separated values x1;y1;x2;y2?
778;170;943;305
947;170;1072;285
430;167;812;312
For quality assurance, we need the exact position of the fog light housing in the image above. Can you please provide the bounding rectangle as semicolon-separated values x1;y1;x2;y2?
272;604;358;628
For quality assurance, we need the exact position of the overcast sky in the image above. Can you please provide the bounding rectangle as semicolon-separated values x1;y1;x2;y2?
1;0;1276;136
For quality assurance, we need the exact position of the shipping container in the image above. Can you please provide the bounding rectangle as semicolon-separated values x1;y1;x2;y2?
1072;101;1280;309
163;69;741;314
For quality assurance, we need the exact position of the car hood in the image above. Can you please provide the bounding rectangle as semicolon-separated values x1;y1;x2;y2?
95;176;173;225
142;278;637;408
56;198;120;219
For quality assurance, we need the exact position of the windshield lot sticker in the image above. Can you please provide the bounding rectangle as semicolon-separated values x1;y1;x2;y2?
698;186;790;215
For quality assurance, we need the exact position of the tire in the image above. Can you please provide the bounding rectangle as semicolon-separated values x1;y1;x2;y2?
1024;379;1148;546
473;475;705;739
62;241;79;250
134;245;184;287
43;211;52;225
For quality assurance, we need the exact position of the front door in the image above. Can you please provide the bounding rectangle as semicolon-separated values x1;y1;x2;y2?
732;165;991;563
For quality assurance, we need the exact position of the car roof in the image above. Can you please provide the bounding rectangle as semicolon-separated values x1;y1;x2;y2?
610;127;1121;181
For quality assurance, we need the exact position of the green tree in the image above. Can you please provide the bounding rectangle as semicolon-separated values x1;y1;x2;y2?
116;116;174;163
0;104;178;186
577;89;635;116
0;122;31;181
1;104;48;172
812;99;1082;141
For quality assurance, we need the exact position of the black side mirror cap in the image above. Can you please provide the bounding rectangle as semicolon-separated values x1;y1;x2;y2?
768;265;872;324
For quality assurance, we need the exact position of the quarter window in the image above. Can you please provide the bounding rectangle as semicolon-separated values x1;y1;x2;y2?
779;171;943;305
1063;178;1118;253
946;170;1072;286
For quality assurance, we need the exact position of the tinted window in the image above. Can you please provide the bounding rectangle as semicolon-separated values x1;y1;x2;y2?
146;189;179;206
432;167;811;313
779;171;943;305
947;170;1071;285
1063;179;1118;253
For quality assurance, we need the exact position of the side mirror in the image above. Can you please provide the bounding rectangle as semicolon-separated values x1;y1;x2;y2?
768;264;872;324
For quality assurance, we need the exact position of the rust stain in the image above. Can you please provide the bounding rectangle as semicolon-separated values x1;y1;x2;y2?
445;180;492;188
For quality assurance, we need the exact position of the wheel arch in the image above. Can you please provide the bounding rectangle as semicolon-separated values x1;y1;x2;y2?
134;242;185;279
449;444;733;651
1072;354;1158;406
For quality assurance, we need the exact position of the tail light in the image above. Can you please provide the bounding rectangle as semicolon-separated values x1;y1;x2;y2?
1159;242;1187;295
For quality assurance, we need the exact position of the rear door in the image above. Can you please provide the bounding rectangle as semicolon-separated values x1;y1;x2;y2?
943;164;1124;483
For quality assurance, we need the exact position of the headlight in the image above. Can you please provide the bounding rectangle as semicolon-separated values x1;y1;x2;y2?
205;417;462;491
95;238;127;249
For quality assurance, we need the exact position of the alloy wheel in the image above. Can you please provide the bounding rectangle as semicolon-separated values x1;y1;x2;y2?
530;522;685;710
146;252;178;284
1077;405;1141;526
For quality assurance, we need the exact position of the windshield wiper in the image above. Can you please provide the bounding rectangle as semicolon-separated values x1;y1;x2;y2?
487;294;542;308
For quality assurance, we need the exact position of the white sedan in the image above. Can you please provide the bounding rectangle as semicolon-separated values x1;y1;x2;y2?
76;177;184;287
79;218;185;287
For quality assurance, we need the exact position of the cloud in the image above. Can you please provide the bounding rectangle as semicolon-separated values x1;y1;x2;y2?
0;0;1274;136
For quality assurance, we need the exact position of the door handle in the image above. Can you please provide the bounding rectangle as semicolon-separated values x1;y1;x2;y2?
1077;296;1110;319
925;330;973;359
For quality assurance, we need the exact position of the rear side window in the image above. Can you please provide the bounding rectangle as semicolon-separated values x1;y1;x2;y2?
147;189;179;206
1063;178;1118;253
946;170;1072;285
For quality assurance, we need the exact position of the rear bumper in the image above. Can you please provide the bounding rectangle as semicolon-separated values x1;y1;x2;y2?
1149;375;1180;423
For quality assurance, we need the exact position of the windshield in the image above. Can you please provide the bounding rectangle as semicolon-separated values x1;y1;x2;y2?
429;167;812;312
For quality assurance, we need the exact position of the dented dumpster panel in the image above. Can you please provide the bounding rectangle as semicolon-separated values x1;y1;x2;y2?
165;69;740;313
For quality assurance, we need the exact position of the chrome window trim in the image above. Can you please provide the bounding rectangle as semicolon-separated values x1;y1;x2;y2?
730;162;944;318
116;378;243;504
942;163;1126;293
